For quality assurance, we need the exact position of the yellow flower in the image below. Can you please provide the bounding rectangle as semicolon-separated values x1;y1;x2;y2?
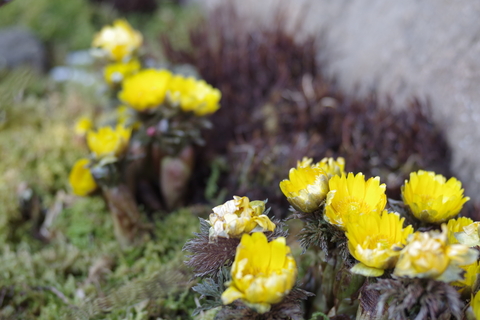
346;211;414;277
92;19;142;62
451;261;480;294
87;125;131;158
74;116;93;136
324;173;387;230
104;59;141;86
118;69;173;112
208;196;276;240
221;232;297;313
317;157;345;177
168;75;221;116
279;166;329;213
446;217;474;244
296;157;314;168
471;290;480;320
295;156;345;178
394;225;478;282
69;158;98;196
401;170;470;223
454;222;480;247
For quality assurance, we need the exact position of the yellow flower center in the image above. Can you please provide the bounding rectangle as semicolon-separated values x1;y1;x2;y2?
364;234;391;250
335;196;371;218
420;194;435;206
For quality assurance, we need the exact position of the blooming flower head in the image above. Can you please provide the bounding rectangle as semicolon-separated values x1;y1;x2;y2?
346;211;414;277
221;232;297;313
118;69;173;112
87;125;131;158
317;157;345;178
92;19;142;62
454;222;480;247
74;116;93;137
401;170;470;223
394;225;478;282
69;158;98;196
167;75;221;116
446;216;473;244
208;196;276;240
104;59;140;86
279;166;329;213
324;173;387;230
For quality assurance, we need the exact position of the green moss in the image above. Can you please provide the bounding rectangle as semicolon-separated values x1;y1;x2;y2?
0;204;201;319
0;2;210;318
0;68;101;241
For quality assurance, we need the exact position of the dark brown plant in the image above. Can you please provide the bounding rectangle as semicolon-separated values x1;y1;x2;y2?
184;219;288;279
162;2;452;217
215;287;313;320
89;0;157;13
369;278;463;320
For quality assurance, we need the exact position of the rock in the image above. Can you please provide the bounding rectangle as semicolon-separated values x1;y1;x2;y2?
195;0;480;198
0;27;46;73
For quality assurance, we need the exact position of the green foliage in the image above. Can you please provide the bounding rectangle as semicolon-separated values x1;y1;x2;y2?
309;312;329;320
0;67;99;241
204;157;228;204
192;267;231;315
0;0;96;50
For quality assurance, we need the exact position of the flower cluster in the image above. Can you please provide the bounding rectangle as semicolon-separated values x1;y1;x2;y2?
69;124;132;196
119;68;221;116
185;196;308;318
280;157;478;319
85;19;222;216
91;19;143;87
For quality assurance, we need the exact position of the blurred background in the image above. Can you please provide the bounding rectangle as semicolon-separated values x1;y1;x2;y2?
1;0;480;318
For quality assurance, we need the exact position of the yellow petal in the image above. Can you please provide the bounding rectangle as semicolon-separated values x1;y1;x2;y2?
221;286;244;305
351;262;384;277
69;158;97;196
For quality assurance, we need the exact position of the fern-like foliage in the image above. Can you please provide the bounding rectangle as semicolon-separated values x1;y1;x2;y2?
191;266;230;316
184;218;289;279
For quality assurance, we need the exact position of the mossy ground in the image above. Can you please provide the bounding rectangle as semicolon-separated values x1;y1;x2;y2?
0;1;208;319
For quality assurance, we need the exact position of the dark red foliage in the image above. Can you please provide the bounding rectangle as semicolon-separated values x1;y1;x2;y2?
162;3;451;216
90;0;157;13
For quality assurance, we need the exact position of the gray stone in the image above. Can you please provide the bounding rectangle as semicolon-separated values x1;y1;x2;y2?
0;27;46;73
196;0;480;197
